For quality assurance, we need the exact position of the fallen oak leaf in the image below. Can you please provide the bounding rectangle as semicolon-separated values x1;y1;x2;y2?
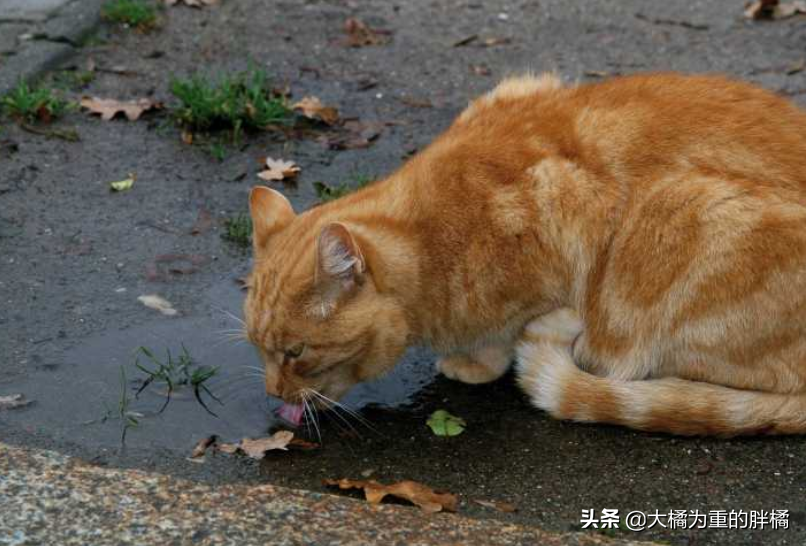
189;435;217;461
81;97;162;121
240;432;294;458
258;158;301;182
324;478;458;513
0;394;33;410
216;442;240;454
288;437;320;450
343;17;391;47
292;96;340;125
216;430;295;459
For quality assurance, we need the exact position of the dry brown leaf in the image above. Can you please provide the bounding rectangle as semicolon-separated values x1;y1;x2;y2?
258;158;301;182
190;435;217;459
292;96;340;125
745;0;806;19
0;394;32;411
318;120;383;151
164;0;218;7
240;432;294;458
343;18;390;47
324;478;458;513
216;430;295;459
288;437;320;450
81;97;162;121
216;442;239;454
473;499;518;513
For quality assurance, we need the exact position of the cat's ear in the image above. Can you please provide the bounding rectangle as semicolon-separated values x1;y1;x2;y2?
249;186;295;254
316;222;365;290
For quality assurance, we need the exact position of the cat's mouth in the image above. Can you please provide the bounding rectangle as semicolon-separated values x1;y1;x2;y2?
276;402;304;426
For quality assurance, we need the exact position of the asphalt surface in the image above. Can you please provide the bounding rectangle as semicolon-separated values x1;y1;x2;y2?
1;1;806;545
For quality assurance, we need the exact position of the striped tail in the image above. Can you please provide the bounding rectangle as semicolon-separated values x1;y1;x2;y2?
515;312;806;436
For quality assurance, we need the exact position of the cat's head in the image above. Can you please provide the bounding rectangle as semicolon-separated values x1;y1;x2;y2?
243;187;410;410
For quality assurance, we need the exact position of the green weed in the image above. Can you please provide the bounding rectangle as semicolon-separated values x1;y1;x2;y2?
222;213;253;248
134;345;221;417
2;81;72;123
118;366;139;445
313;173;374;203
52;70;96;91
208;140;227;162
101;0;158;30
170;67;291;136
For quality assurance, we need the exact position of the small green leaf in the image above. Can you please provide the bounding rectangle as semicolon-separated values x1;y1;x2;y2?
110;175;135;192
426;409;466;437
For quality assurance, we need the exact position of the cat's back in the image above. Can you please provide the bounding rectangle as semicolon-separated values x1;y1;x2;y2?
569;73;806;192
444;72;806;195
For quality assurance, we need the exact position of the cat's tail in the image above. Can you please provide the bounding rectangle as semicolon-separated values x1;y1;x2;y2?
515;318;806;436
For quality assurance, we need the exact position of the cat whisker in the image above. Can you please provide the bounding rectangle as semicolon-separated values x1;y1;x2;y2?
307;390;366;439
213;306;246;327
208;376;264;399
301;389;323;445
309;390;382;436
210;338;248;350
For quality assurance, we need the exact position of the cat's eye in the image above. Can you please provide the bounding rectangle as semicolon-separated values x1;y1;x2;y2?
284;344;305;360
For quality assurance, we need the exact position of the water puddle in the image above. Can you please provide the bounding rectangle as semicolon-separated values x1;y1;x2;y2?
0;274;437;452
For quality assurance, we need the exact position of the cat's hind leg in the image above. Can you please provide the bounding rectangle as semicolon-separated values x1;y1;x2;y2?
516;308;806;436
437;345;511;384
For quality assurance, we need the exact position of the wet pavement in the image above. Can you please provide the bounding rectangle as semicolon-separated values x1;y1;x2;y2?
2;1;806;545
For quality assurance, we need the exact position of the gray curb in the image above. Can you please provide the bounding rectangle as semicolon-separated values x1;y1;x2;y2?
0;0;104;97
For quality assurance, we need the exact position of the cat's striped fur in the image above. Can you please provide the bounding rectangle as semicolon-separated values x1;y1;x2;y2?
245;72;806;436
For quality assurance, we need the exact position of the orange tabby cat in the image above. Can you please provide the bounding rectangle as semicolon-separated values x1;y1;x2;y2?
245;72;806;436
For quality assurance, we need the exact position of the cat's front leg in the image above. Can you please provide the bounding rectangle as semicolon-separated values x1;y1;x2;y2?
436;345;512;384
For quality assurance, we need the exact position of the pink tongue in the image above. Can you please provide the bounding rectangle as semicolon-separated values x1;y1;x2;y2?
277;403;304;426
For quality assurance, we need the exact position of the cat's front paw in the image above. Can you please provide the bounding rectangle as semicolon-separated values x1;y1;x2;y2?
436;347;510;384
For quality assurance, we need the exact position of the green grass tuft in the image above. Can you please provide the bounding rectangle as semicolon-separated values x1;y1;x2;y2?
313;173;374;203
101;0;158;30
52;70;96;91
2;81;72;123
134;344;221;417
222;214;253;248
170;68;291;136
